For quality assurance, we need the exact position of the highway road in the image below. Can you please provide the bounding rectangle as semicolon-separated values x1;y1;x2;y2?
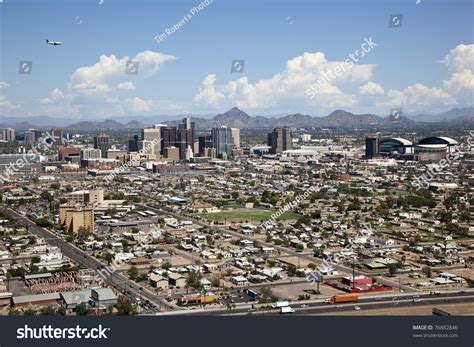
2;206;172;313
155;290;474;316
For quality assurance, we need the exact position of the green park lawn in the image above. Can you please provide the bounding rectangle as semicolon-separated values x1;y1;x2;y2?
198;208;300;222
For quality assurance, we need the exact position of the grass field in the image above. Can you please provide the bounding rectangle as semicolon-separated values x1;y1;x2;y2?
198;208;301;222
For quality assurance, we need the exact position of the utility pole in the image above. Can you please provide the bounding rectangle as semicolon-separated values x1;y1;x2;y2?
351;261;356;291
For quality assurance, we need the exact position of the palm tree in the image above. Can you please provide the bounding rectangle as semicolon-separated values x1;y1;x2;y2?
6;272;11;292
400;255;406;269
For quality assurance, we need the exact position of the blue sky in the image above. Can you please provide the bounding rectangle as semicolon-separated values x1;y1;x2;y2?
0;0;473;119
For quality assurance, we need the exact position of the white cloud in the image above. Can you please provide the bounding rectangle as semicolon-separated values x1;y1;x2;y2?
37;88;65;104
52;50;177;116
404;83;456;106
116;82;136;90
382;89;407;107
194;51;374;109
133;50;177;75
71;50;176;90
442;44;474;72
126;97;153;112
380;84;455;107
194;74;226;106
72;81;111;92
376;44;473;109
0;81;10;89
359;82;384;95
443;69;474;93
0;96;20;113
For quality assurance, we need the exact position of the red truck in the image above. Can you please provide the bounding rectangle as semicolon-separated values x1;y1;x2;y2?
328;295;359;304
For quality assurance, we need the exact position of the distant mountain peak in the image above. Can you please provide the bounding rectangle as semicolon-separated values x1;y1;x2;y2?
216;107;251;119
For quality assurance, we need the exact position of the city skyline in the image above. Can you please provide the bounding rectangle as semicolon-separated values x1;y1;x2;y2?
0;0;473;119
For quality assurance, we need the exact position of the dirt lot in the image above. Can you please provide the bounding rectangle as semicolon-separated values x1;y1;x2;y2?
7;279;32;296
276;255;316;268
271;282;345;300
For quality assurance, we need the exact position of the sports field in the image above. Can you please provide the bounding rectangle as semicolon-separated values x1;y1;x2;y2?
198;208;300;222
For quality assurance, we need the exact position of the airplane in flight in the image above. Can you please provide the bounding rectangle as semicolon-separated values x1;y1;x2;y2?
46;39;62;46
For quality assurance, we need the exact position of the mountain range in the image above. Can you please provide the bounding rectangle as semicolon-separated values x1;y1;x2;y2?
0;107;472;130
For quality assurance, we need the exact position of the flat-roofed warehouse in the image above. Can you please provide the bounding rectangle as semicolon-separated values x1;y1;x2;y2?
0;154;42;176
12;292;60;308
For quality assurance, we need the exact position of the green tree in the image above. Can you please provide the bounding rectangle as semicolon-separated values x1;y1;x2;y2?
50;182;60;190
259;286;276;304
388;263;398;277
185;270;203;291
23;308;36;316
75;302;89;316
116;297;136;315
40;190;54;202
102;252;113;265
39;305;56;316
127;266;139;280
161;260;172;270
422;266;432;278
55;305;67;316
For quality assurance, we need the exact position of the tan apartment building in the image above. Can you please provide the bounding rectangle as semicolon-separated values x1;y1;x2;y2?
59;205;94;234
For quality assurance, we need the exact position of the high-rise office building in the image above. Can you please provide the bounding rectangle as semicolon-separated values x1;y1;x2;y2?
268;127;292;154
177;128;192;160
93;133;110;158
33;130;42;141
161;126;177;153
4;128;15;142
211;126;233;158
177;117;195;159
142;125;165;155
178;116;195;134
231;128;240;148
198;135;213;156
51;128;64;146
365;133;381;158
25;129;37;144
127;135;139;152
